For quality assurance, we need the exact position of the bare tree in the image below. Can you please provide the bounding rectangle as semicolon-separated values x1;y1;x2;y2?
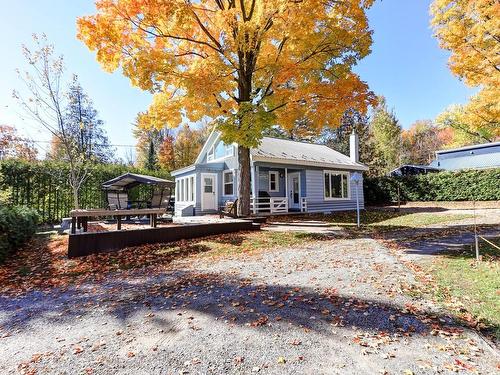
123;146;136;167
13;34;88;209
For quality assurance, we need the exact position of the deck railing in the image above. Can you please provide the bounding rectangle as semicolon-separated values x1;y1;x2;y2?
251;197;288;214
301;197;307;212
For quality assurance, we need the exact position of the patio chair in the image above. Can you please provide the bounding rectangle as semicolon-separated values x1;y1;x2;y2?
150;187;173;223
219;199;238;218
106;191;129;210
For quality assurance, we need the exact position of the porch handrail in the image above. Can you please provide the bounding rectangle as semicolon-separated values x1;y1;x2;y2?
270;197;288;213
251;197;288;214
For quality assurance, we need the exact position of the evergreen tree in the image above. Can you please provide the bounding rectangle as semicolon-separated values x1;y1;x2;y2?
145;139;158;171
133;117;166;170
321;109;375;165
47;75;114;162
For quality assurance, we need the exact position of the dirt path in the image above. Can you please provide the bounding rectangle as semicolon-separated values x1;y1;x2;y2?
1;235;498;374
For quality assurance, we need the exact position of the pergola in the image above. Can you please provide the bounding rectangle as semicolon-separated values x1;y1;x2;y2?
102;173;174;191
102;173;175;210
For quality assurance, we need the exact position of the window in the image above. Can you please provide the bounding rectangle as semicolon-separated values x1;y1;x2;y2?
226;144;234;156
180;179;185;201
223;170;234;196
190;176;194;201
176;175;195;203
214;141;226;159
269;171;279;192
324;171;349;199
207;140;233;162
207;147;214;161
203;177;213;193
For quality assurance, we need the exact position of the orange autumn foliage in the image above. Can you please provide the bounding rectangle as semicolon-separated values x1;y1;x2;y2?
77;0;376;146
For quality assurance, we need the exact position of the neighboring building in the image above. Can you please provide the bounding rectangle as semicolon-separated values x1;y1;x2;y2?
429;141;500;171
171;130;368;216
389;165;441;177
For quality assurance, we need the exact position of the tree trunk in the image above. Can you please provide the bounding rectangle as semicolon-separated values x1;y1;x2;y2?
237;146;251;217
70;169;80;209
73;187;79;210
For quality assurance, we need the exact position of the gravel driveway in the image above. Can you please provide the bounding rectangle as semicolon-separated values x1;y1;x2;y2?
1;233;499;374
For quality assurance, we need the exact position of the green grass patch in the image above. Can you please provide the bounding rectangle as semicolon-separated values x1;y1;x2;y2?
371;213;472;227
317;210;472;229
430;237;500;340
155;231;330;259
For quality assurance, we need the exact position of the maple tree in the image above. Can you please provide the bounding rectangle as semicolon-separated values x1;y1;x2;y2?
401;120;451;165
174;124;207;169
430;0;500;142
77;0;376;215
158;125;207;171
0;124;38;161
158;134;176;171
435;104;496;147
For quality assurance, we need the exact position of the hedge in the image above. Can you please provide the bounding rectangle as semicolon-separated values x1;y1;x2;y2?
0;159;170;224
364;169;500;205
0;206;39;263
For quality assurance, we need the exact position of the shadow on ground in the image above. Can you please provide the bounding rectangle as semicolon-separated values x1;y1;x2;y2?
0;269;459;339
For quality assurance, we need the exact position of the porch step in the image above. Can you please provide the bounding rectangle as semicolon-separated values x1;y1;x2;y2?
267;221;330;227
240;216;267;224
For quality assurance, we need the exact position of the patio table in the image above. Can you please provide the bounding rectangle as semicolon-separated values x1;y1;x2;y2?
69;208;166;234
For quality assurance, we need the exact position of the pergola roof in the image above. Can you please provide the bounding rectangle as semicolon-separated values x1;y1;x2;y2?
102;173;174;191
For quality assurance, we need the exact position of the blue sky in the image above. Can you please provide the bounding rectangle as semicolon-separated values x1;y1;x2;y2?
0;0;474;160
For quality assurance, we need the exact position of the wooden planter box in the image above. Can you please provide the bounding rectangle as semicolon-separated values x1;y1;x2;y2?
68;221;260;258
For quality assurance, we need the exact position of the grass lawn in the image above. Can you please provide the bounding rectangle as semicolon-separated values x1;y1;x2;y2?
430;237;500;340
154;230;329;259
279;210;473;229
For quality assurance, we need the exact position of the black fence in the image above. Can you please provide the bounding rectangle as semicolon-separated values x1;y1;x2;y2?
0;159;170;223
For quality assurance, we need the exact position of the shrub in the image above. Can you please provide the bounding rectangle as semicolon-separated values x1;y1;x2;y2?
364;168;500;204
0;206;39;263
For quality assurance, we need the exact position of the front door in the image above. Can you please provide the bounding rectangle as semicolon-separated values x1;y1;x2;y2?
201;174;217;211
287;172;300;210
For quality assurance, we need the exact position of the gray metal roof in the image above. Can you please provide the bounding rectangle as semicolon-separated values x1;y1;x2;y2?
430;153;500;170
102;173;174;190
436;141;500;155
251;137;368;171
